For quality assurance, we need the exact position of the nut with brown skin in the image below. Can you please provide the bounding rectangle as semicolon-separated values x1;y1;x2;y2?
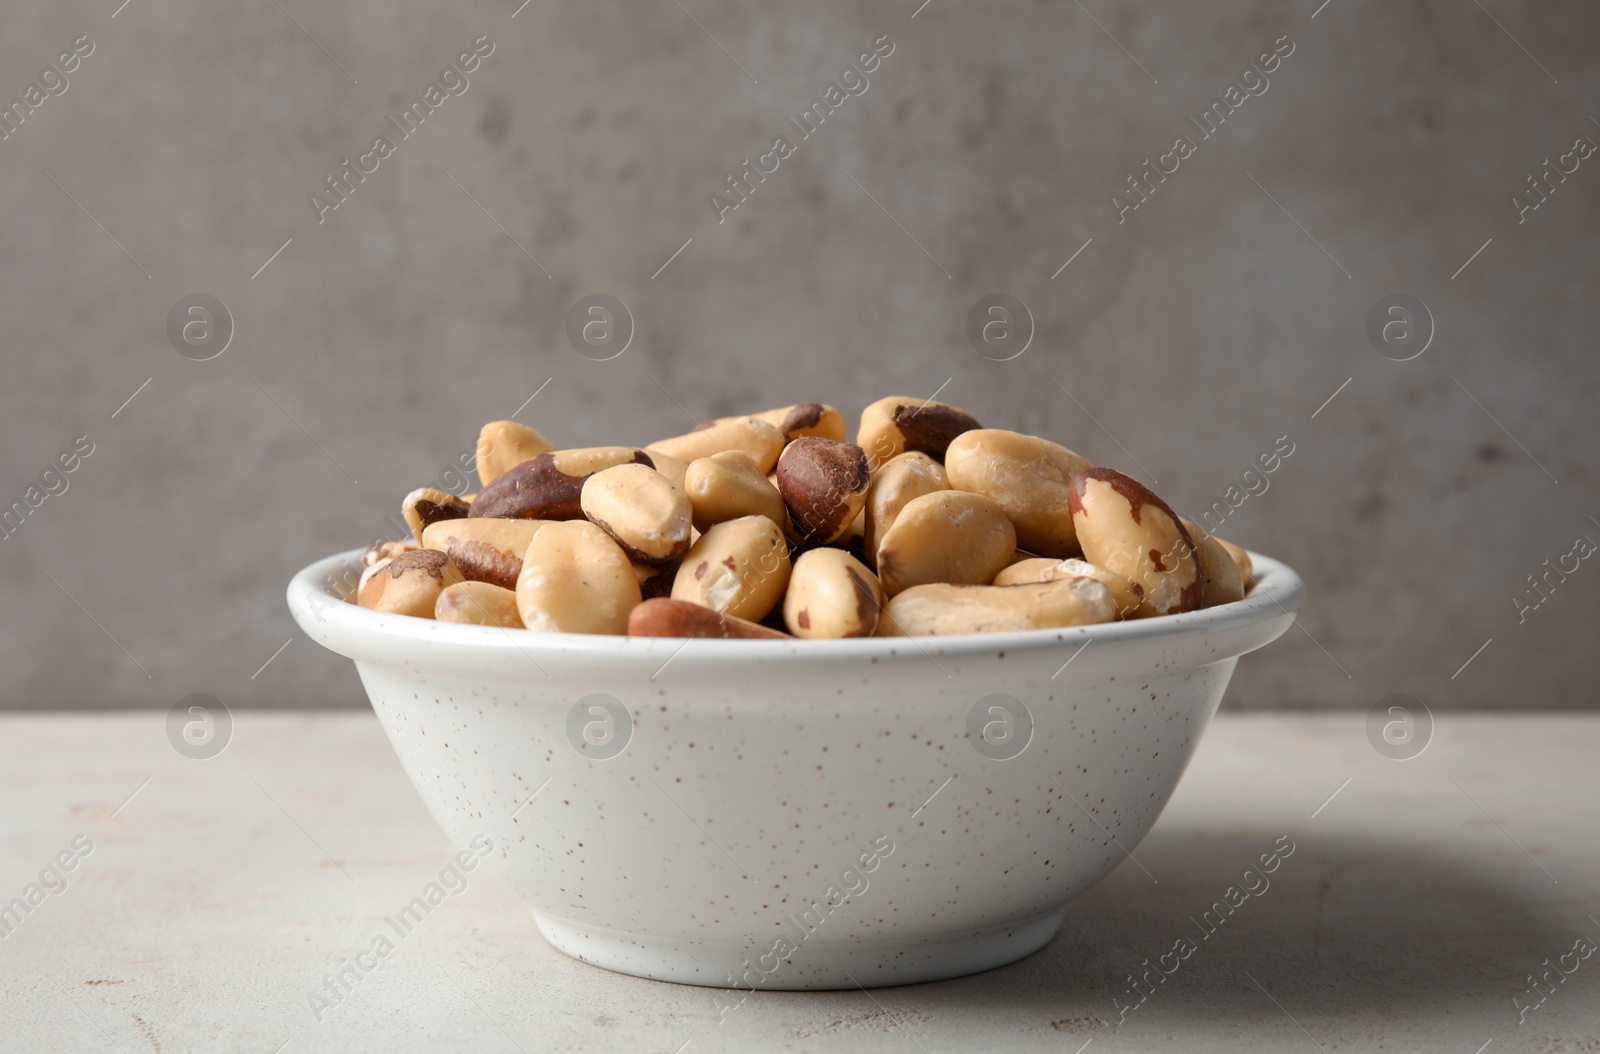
1179;518;1246;608
683;450;787;532
581;462;693;565
671;514;791;623
944;429;1091;557
648;415;786;474
751;403;847;442
475;420;556;489
362;540;418;568
875;490;1017;597
358;548;466;618
421;518;551;590
784;548;883;639
469;447;654;521
878;577;1116;636
627;597;792;639
515;520;641;634
1069;468;1202;616
401;488;470;546
775;437;871;545
863;452;949;564
435;581;524;628
856;396;982;468
633;559;679;601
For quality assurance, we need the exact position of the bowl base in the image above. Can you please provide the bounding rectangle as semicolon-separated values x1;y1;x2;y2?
533;907;1067;990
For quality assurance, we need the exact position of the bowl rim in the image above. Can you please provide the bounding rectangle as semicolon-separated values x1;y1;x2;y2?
287;545;1306;660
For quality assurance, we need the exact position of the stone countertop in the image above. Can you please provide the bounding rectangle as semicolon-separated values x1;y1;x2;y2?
1;712;1595;1053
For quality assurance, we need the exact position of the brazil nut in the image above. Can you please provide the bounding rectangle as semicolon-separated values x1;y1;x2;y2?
990;557;1061;586
991;557;1146;619
1182;519;1253;587
671;514;791;622
856;395;982;468
944;429;1091;557
435;581;524;628
775;437;871;545
358;548;466;618
421;517;550;590
752;403;847;442
628;597;792;639
648;415;785;473
783;548;884;639
580;462;693;565
863;452;949;562
879;577;1116;636
875;491;1016;596
475;420;556;488
1179;518;1246;608
1069;468;1201;616
515;520;641;634
469;447;653;521
401;487;470;545
683;450;786;532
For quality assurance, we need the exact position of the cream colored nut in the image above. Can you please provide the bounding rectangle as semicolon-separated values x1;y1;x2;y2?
752;403;847;442
1069;468;1202;616
875;491;1016;597
475;420;556;488
1185;521;1253;587
856;395;982;468
775;437;871;544
1179;519;1246;608
879;578;1116;636
683;450;786;531
422;518;551;590
435;581;524;628
944;429;1091;557
401;487;470;546
863;452;949;562
991;557;1145;619
1052;558;1146;618
671;514;791;623
646;450;689;491
991;557;1061;586
358;549;465;618
784;548;883;639
515;520;641;634
469;447;653;521
648;415;786;474
628;597;791;639
581;462;693;565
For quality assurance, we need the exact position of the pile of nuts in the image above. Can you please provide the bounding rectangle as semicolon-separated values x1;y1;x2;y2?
354;398;1255;639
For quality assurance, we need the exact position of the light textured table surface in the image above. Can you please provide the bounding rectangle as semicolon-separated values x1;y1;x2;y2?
2;712;1596;1053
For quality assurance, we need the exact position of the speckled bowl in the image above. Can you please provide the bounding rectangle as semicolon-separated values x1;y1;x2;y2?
288;546;1303;990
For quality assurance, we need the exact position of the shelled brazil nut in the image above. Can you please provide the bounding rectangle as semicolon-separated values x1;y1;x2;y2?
352;398;1259;637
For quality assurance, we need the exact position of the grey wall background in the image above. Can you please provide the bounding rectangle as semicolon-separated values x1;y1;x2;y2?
1;0;1595;710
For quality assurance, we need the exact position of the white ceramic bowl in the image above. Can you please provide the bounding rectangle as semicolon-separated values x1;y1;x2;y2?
288;547;1303;990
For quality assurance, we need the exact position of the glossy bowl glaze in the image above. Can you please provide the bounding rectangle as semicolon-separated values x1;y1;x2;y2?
288;547;1304;989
